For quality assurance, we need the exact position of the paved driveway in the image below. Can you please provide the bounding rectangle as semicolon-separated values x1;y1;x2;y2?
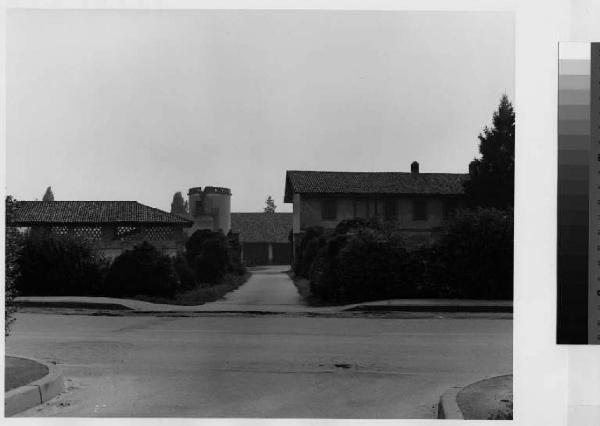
209;265;307;308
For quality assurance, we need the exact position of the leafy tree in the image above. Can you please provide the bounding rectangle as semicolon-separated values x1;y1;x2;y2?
5;196;20;335
463;94;515;209
170;191;189;215
42;186;54;201
264;195;277;213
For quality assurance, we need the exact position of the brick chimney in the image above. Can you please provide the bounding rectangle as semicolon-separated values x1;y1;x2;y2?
411;161;419;174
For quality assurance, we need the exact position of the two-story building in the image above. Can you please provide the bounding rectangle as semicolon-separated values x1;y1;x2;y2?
284;162;468;249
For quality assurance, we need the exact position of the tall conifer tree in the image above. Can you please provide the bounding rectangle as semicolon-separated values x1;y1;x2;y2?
463;94;515;209
42;186;54;201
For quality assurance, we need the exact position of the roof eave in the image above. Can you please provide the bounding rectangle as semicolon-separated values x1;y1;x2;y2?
283;172;294;203
9;220;193;227
293;191;466;197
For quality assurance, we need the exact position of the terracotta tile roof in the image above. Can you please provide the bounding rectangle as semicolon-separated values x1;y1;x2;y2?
230;212;292;243
284;170;468;202
10;201;192;226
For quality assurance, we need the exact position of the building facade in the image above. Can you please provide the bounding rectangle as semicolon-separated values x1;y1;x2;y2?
10;201;192;259
284;162;468;249
230;212;292;266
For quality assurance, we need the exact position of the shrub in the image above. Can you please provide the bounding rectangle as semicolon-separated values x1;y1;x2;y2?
104;241;179;297
308;223;417;304
16;231;107;296
185;229;216;266
299;208;513;303
185;229;232;284
432;207;513;299
226;232;245;274
309;234;349;302
195;236;230;283
402;246;448;298
173;251;196;291
5;196;21;335
293;226;326;277
318;229;408;303
333;217;382;236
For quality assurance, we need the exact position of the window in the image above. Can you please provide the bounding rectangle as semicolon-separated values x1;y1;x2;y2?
321;199;337;220
384;199;397;221
412;199;428;221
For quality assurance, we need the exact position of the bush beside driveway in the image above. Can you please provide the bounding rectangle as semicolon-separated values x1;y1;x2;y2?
293;211;513;305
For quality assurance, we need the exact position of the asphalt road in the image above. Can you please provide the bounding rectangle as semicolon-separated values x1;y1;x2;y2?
6;311;512;418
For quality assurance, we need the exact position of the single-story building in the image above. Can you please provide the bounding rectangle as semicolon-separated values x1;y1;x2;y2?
10;201;192;259
230;212;293;266
284;161;468;249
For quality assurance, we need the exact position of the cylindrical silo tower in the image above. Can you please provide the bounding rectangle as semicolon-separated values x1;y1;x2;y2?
187;186;231;235
203;186;231;234
188;187;205;218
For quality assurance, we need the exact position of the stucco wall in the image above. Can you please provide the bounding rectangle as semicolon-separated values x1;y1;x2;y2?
292;193;302;234
298;195;462;231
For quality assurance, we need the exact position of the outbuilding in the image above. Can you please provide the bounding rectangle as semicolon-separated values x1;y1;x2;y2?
230;212;293;266
10;201;192;259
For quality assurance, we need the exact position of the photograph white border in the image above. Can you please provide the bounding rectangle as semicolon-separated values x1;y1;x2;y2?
1;0;599;425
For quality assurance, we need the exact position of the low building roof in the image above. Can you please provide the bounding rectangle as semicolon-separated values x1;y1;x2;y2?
284;170;468;202
230;212;292;243
10;201;193;226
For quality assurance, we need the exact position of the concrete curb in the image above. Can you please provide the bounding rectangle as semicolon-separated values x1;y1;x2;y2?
15;300;132;310
15;297;513;315
437;386;464;419
5;357;64;417
344;304;512;313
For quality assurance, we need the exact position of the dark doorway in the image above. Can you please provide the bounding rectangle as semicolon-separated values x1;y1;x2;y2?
271;242;292;265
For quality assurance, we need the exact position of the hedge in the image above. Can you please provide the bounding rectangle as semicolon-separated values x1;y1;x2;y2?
16;231;107;296
293;226;326;278
296;208;513;303
432;207;513;299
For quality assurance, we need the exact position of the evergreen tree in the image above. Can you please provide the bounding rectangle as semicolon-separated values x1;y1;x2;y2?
264;195;277;213
463;94;515;209
170;191;188;215
42;186;54;201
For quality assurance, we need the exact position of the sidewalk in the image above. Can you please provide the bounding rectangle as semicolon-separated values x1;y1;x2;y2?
14;295;512;314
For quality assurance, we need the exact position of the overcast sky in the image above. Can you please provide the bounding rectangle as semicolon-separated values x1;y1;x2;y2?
7;10;514;213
